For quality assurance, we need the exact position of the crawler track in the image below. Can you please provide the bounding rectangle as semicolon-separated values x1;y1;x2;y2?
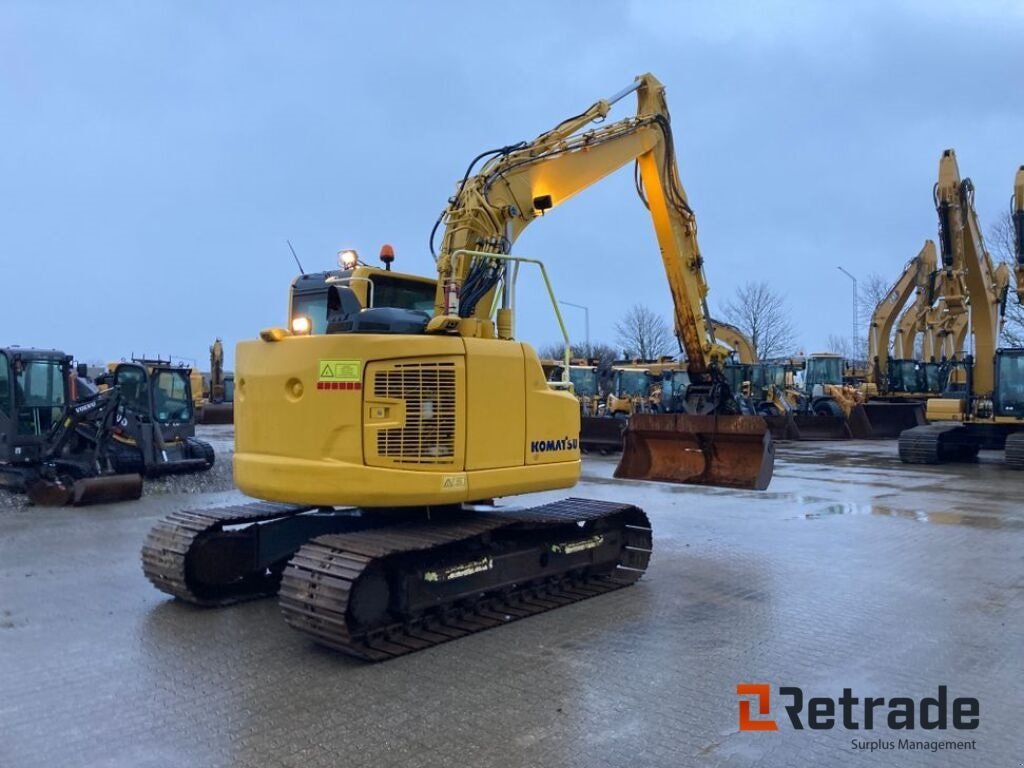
1005;432;1024;469
142;502;315;605
898;423;978;464
279;498;652;661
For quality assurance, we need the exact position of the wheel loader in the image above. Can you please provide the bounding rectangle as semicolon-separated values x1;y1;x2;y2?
143;73;773;661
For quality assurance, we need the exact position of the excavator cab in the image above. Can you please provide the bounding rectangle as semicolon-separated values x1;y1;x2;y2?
290;265;437;334
0;348;70;471
888;359;926;393
994;350;1024;417
105;361;214;478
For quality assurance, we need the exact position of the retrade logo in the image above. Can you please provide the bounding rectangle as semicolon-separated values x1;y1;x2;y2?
736;684;778;731
736;684;979;732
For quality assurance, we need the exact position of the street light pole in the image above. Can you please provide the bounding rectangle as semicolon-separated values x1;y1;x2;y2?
559;301;590;349
837;266;858;354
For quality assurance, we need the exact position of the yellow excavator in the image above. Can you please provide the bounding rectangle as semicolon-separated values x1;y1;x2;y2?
196;339;234;425
853;242;936;436
900;152;1024;466
142;73;773;660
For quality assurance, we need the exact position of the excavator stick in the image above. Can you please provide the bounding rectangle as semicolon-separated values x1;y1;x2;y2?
614;413;774;490
849;402;926;439
27;473;143;507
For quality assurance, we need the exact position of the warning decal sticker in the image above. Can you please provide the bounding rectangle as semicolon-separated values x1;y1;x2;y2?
318;359;362;391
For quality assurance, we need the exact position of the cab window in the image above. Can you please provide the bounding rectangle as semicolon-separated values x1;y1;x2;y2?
372;275;436;312
153;370;193;424
14;359;66;435
0;354;9;415
115;366;150;414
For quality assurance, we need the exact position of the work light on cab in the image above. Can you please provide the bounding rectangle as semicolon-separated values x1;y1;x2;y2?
338;249;359;269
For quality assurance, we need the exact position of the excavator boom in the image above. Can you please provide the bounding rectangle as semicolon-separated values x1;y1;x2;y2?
431;74;772;490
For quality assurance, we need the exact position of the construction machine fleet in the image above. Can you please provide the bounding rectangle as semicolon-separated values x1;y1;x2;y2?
0;349;215;505
142;73;774;661
899;153;1024;467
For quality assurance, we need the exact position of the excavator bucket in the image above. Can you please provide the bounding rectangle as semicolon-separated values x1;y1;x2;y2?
849;402;926;439
198;402;234;425
614;413;774;490
27;474;143;507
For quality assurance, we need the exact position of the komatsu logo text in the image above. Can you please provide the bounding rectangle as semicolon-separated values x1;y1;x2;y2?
529;437;579;454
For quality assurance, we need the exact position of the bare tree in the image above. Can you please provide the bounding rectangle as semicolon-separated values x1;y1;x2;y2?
858;272;891;323
989;213;1024;346
718;281;797;360
826;332;878;360
537;341;619;367
614;304;674;360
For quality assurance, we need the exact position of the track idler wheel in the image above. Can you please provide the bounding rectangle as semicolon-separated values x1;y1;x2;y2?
614;413;774;490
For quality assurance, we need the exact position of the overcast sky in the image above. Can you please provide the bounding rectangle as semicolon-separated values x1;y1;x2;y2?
2;1;1021;368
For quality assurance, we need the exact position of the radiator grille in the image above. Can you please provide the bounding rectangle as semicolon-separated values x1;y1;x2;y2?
373;362;457;464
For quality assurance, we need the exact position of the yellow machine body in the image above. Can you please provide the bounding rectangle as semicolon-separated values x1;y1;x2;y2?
234;334;580;507
925;397;965;422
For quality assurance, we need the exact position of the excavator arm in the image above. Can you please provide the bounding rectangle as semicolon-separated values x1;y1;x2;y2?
870;241;936;380
432;74;730;377
709;319;756;364
1014;165;1024;302
431;73;771;489
893;253;938;360
935;149;1002;394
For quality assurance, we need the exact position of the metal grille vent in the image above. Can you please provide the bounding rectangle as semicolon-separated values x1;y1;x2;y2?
374;362;457;464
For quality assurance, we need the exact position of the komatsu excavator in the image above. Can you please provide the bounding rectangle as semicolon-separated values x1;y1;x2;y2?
900;153;1024;466
142;73;773;660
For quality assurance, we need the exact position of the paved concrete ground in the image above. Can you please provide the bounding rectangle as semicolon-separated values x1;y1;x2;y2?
1;432;1021;767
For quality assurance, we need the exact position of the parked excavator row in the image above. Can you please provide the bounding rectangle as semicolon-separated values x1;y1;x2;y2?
0;348;215;505
142;72;773;662
899;154;1024;467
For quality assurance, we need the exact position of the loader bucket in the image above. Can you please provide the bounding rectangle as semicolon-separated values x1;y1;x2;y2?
614;413;774;490
790;414;850;440
580;416;626;453
851;402;926;439
762;412;800;440
27;474;143;507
